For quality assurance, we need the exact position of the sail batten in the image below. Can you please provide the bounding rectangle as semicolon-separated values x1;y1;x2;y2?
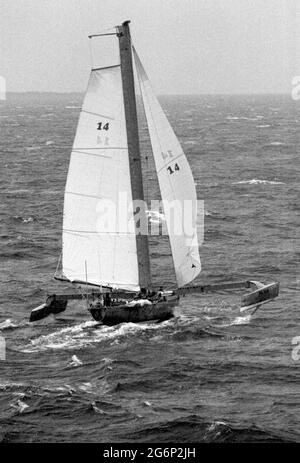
64;230;136;236
133;47;201;288
81;111;116;119
73;147;127;150
62;65;140;291
92;64;121;72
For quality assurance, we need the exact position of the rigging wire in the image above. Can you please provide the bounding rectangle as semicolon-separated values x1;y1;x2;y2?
88;36;95;69
145;152;149;208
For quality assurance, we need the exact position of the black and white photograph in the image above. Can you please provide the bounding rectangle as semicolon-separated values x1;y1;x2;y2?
0;0;299;449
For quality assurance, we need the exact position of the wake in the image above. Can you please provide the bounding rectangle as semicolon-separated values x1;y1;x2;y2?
20;318;174;353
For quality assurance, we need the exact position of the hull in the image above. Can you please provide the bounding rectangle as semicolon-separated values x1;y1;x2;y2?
89;295;179;325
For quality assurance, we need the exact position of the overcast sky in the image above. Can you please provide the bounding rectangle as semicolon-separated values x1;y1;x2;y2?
0;0;299;94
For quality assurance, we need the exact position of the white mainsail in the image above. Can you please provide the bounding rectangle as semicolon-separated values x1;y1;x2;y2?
62;65;139;291
133;48;201;287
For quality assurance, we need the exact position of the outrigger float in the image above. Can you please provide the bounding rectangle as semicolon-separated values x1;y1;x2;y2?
29;21;279;324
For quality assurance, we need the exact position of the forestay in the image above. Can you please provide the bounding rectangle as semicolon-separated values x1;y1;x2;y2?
133;48;201;287
62;65;139;291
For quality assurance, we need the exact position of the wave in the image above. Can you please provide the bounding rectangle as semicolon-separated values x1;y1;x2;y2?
0;378;113;402
20;318;174;353
5;189;34;195
212;314;252;327
10;399;29;414
40;113;55;118
204;210;233;221
205;210;216;217
146;210;166;223
12;215;36;223
91;401;106;414
101;357;114;365
226;116;263;121
183;140;197;145
202;420;289;443
0;319;31;331
0;381;35;393
68;355;83;367
125;415;288;442
20;315;227;353
0;319;18;331
233;179;285;185
26;146;42;151
231;314;252;325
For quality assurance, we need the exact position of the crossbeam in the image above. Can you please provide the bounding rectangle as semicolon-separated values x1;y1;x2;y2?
29;280;279;322
177;281;250;295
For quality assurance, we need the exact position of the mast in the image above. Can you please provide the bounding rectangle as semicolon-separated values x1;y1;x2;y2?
117;20;151;289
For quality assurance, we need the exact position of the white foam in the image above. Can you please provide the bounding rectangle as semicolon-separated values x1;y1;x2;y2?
26;146;41;151
146;210;166;222
184;140;197;145
208;420;227;431
79;382;93;393
217;314;252;327
101;357;113;364
9;189;32;194
0;381;26;391
21;319;173;352
42;384;76;395
91;401;106;414
10;399;29;413
23;217;34;223
233;179;285;185
231;314;252;325
226;116;260;121
69;355;83;367
0;319;18;330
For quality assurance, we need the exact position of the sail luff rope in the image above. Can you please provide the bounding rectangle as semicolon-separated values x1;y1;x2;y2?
88;37;94;69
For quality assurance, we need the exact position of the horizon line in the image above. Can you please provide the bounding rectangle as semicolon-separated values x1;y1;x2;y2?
3;91;292;97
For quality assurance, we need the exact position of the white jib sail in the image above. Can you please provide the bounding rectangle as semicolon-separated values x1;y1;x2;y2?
133;48;201;287
62;65;139;291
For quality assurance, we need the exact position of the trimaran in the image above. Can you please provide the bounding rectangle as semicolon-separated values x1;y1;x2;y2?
30;21;279;324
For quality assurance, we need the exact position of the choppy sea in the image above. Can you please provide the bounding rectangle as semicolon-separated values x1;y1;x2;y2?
0;93;299;442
